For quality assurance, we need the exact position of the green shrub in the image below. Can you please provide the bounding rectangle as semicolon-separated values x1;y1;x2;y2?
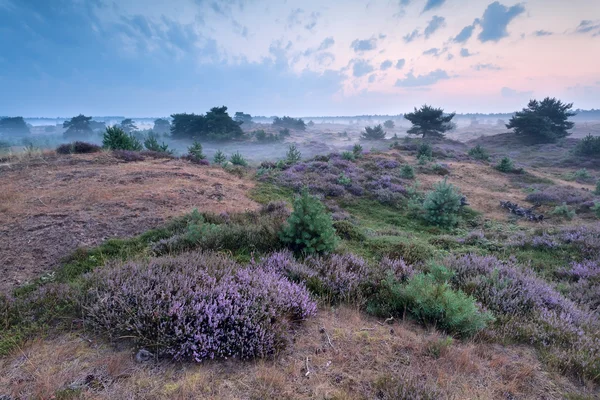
417;155;430;165
468;145;490;161
187;141;205;160
279;128;291;137
417;142;433;159
495;156;519;173
424;336;454;358
368;266;493;337
213;150;227;164
285;144;302;164
574;134;600;157
144;133;171;153
353;144;363;158
551;203;576;220
361;125;386;140
565;168;592;182
399;164;415;179
337;173;352;186
102;126;142;151
592;202;600;218
332;220;366;241
230;151;248;166
280;189;338;254
422;179;462;228
341;151;355;161
595;181;600;196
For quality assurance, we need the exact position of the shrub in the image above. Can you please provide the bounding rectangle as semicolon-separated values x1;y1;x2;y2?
170;107;244;140
417;142;433;159
565;168;592;182
332;220;366;241
405;105;456;139
352;144;363;158
285;144;301;164
103;126;143;151
230;151;248;166
280;189;338;255
574;134;600;157
56;141;101;155
341;151;355;161
279;128;291;137
525;185;592;206
144;133;171;153
337;173;352;186
112;150;145;162
84;251;316;361
213;149;227;164
595;181;600;195
422;179;462;228
399;164;415;179
187;141;206;160
272;116;306;131
368;266;493;337
551;203;576;220
468;144;490;161
361;125;386;140
495;156;518;173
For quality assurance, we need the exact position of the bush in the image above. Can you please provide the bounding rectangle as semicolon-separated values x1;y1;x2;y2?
56;141;101;155
84;251;316;361
422;179;462;228
337;173;352;186
213;149;226;164
280;189;338;254
383;120;395;129
468;144;490;161
399;164;415;179
285;144;301;164
405;105;456;139
551;203;576;220
230;151;248;166
272;116;306;131
595;181;600;196
103;126;143;151
368;266;493;337
170;107;244;140
353;144;363;158
254;129;280;142
574;134;600;157
565;168;592;182
144;133;171;153
417;142;433;159
279;128;291;137
495;156;517;173
332;220;365;241
341;151;355;161
187;141;206;160
361;125;386;140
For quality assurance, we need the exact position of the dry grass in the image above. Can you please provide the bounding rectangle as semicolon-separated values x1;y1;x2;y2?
1;307;591;399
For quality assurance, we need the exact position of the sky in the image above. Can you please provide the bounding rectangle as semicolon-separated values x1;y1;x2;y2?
0;0;599;117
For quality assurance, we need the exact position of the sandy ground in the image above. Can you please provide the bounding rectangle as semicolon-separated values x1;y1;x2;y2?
0;152;258;293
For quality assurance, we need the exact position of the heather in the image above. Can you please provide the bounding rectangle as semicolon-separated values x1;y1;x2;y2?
84;251;316;361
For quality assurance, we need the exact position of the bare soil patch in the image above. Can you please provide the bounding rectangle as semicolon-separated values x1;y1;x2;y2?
0;153;258;292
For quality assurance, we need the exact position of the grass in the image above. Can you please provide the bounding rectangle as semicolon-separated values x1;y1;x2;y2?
249;182;295;205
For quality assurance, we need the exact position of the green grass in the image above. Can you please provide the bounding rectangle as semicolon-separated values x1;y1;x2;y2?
249;182;295;205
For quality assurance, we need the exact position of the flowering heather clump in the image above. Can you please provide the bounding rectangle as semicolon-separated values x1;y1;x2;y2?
525;185;593;206
557;260;600;313
376;159;400;169
84;251;316;362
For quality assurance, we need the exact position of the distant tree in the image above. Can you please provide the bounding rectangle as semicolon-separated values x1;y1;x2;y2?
144;132;171;153
383;120;395;129
153;118;171;134
0;117;30;135
506;97;575;143
120;118;138;133
171;106;243;140
361;124;386;140
272;116;306;131
307;120;315;127
89;120;106;132
234;112;252;124
103;126;142;151
404;105;456;139
63;114;92;138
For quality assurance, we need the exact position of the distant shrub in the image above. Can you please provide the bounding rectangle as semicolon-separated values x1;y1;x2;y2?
280;189;338;255
468;144;490;161
495;156;520;173
352;144;363;158
564;168;592;182
368;266;493;337
361;125;386;140
525;185;592;206
279;128;291;137
383;120;395;129
422;179;462;228
417;142;433;159
595;181;600;196
272;116;306;131
84;251;316;361
230;151;248;166
112;150;144;162
144;132;171;153
170;107;244;141
285;144;302;165
254;129;280;142
431;163;450;176
574;134;600;157
56;141;101;155
103;126;143;151
551;203;576;220
337;173;352;186
341;151;355;161
187;141;206;160
399;164;415;179
213;149;227;164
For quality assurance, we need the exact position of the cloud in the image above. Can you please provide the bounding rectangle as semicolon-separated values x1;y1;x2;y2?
447;53;454;60
351;37;377;52
368;74;377;83
424;16;445;38
304;11;320;31
315;52;335;66
453;25;475;43
473;63;502;71
395;69;450;87
460;48;474;57
501;86;532;98
395;59;406;69
533;30;553;37
575;20;600;36
478;2;526;42
353;59;374;77
423;48;441;57
379;33;387;39
287;8;304;28
318;37;335;51
422;0;445;13
380;60;393;70
403;29;420;43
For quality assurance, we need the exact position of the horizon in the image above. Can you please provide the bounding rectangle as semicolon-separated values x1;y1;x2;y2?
1;0;599;116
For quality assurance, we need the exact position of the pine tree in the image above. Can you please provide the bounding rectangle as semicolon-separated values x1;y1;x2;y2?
506;97;575;143
280;189;338;254
404;105;455;138
422;178;462;228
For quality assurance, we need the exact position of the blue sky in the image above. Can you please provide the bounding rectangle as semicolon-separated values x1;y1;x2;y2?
0;0;599;117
